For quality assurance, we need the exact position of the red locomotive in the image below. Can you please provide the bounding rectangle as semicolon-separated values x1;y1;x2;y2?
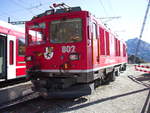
0;20;26;82
25;3;127;98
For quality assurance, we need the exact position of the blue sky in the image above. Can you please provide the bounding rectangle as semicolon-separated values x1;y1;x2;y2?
0;0;150;42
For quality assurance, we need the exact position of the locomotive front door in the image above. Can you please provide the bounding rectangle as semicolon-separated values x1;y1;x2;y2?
7;35;16;80
0;35;6;79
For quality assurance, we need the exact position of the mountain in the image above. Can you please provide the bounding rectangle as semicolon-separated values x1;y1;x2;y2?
126;38;150;62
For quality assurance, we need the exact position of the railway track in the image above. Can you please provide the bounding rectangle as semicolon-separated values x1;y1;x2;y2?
0;81;40;111
1;65;150;113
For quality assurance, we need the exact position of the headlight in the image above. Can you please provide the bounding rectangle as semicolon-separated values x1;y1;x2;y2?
25;56;32;61
69;53;79;61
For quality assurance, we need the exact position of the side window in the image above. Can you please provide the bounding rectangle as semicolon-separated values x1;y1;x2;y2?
115;38;121;56
115;38;118;56
100;27;105;55
9;41;14;65
92;23;97;39
123;44;126;57
118;40;121;56
105;31;110;55
18;38;25;56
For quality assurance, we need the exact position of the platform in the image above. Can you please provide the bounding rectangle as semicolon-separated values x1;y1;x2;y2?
0;81;33;106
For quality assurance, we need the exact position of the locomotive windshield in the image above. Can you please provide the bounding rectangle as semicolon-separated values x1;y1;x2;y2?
27;22;46;45
50;18;82;43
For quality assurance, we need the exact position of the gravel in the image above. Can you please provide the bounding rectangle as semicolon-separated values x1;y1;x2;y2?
1;64;150;113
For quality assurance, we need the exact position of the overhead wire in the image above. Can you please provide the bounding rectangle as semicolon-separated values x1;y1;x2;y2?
0;11;18;21
81;0;89;10
6;0;43;14
106;0;116;16
106;0;123;36
0;0;42;22
11;0;36;15
97;0;108;16
27;0;55;12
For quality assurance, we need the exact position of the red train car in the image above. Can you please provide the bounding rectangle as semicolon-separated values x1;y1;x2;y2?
25;3;127;98
0;20;26;82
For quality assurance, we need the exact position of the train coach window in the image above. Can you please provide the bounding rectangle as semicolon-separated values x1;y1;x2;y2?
50;18;82;43
18;38;25;56
115;38;118;56
118;40;121;56
105;31;110;55
123;44;126;57
115;38;121;56
9;41;14;65
100;28;105;55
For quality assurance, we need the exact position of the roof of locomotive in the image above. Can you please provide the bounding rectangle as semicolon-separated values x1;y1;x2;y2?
28;6;126;44
32;6;83;20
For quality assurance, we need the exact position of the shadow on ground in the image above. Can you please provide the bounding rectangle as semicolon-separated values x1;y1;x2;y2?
1;73;150;113
128;74;150;113
34;87;150;113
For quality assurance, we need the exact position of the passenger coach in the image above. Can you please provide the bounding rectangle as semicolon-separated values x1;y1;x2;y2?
0;20;26;82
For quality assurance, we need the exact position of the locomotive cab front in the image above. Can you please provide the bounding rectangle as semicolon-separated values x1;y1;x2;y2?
26;4;127;98
25;7;95;97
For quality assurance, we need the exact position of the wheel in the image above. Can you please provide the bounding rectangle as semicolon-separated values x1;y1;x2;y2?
115;69;120;76
123;65;127;71
101;72;110;85
94;79;102;88
110;71;116;82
